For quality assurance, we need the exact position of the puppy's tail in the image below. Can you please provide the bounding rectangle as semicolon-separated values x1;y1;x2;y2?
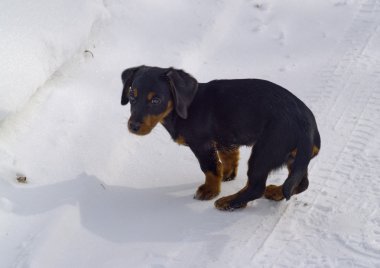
282;134;314;200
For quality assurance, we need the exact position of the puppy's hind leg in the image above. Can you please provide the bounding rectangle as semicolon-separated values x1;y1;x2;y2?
215;136;283;211
265;142;317;201
264;153;308;201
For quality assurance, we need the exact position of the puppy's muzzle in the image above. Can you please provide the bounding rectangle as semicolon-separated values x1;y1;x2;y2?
128;121;141;133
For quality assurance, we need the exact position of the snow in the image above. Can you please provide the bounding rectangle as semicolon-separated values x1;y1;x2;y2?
0;0;106;120
1;0;380;267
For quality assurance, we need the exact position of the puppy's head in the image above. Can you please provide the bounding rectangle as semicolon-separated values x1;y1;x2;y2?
121;66;198;135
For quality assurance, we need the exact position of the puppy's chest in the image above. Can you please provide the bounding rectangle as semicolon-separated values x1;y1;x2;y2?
170;124;193;146
162;113;216;147
162;120;188;146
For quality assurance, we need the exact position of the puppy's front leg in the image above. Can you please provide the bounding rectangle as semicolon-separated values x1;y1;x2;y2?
190;142;222;200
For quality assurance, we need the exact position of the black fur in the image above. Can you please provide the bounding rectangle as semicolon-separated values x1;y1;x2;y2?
121;66;321;210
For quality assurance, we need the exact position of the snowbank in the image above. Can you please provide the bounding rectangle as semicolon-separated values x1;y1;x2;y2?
0;0;106;121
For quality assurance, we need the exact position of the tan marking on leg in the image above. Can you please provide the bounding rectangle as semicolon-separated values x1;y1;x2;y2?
264;185;285;201
290;145;320;159
218;148;239;181
194;161;222;200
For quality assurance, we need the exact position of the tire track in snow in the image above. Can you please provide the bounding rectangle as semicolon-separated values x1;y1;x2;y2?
250;1;380;266
242;2;380;263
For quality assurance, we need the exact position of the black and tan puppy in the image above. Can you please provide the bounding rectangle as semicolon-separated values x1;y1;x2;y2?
121;66;320;211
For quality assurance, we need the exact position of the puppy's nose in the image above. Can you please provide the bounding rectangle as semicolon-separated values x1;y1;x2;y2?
129;121;141;132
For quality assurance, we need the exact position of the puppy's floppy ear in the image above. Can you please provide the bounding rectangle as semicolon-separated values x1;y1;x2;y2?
166;68;198;119
121;66;143;105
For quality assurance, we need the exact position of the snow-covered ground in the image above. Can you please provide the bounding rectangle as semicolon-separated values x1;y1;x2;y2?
1;0;380;267
0;0;106;120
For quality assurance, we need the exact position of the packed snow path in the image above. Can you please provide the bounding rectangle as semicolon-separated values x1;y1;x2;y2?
252;1;380;266
1;1;380;267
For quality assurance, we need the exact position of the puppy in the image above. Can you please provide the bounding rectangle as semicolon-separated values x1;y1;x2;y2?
121;66;320;211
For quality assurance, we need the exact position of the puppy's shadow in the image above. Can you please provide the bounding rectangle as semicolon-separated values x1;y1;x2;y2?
2;173;272;244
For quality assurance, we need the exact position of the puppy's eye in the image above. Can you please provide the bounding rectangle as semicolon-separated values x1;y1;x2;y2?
151;97;161;105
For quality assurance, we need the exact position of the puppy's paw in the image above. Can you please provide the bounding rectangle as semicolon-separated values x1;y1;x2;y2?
194;184;220;200
214;195;247;211
222;173;236;182
264;185;285;201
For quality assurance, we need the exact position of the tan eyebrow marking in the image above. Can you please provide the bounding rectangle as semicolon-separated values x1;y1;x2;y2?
147;92;156;101
132;88;138;98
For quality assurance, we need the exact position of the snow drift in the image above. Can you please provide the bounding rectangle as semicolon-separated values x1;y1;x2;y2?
0;0;106;120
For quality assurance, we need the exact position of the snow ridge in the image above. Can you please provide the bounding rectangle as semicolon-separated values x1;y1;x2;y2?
0;0;107;121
